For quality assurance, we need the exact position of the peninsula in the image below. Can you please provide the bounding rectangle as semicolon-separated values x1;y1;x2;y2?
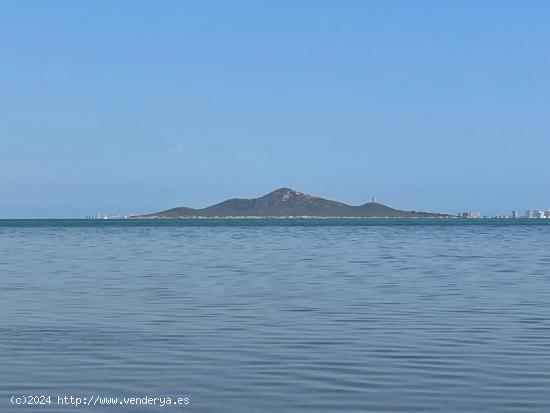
133;188;449;219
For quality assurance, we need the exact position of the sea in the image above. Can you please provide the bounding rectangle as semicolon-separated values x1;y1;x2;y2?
1;219;550;412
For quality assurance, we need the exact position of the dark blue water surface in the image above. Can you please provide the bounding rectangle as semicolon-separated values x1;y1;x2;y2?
1;219;550;412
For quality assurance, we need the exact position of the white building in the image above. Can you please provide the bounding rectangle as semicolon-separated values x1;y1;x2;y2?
534;210;545;219
459;211;481;218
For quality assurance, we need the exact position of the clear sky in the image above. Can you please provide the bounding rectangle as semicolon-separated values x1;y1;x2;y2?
1;1;549;217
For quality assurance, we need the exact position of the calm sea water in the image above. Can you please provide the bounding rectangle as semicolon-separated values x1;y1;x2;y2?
1;219;550;412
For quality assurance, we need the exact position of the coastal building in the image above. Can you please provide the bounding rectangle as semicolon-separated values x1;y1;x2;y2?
85;213;108;219
534;210;546;218
512;210;518;219
522;209;550;218
459;211;481;218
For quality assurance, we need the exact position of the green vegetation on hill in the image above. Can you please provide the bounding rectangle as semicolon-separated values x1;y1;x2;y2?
135;188;448;218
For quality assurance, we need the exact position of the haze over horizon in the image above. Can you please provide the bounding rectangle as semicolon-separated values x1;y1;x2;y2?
1;1;549;218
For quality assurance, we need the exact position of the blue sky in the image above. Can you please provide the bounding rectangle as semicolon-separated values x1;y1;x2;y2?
1;1;549;217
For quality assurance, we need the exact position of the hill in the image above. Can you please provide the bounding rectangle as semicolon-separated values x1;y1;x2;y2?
134;188;448;218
